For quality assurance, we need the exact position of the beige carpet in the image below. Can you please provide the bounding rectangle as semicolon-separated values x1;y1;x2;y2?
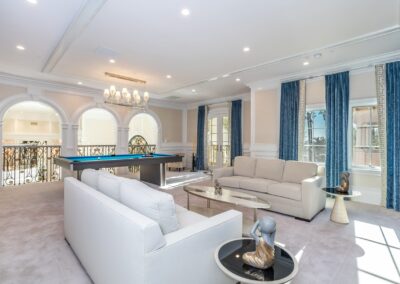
1;179;400;284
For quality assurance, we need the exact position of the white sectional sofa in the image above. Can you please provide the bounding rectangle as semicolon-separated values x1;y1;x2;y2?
64;169;242;284
213;156;325;221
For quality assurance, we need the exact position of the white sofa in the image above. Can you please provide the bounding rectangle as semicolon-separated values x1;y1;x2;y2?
213;156;325;221
64;169;242;284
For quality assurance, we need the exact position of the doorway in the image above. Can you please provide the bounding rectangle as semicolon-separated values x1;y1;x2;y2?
207;111;230;169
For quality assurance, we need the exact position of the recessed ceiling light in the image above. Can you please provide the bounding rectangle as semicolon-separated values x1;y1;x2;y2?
243;46;250;53
222;74;230;78
166;74;172;79
192;89;196;93
303;61;310;66
16;45;25;51
77;81;83;85
109;59;115;64
181;8;190;16
235;78;241;82
26;0;37;4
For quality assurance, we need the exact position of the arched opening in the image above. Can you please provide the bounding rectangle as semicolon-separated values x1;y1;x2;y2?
128;113;159;146
2;101;62;186
77;108;117;156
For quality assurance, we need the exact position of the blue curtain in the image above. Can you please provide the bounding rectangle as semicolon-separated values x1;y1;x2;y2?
386;61;400;211
231;100;242;164
325;71;349;187
196;105;206;170
279;80;300;160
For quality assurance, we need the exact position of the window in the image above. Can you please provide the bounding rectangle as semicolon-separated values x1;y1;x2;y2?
303;109;327;163
351;105;380;169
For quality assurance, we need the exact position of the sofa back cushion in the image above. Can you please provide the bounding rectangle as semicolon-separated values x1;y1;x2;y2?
81;169;100;189
97;174;123;201
233;156;256;177
120;180;180;234
282;161;318;184
255;159;285;182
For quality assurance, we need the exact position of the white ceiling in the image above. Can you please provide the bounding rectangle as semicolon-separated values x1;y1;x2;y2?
0;0;399;103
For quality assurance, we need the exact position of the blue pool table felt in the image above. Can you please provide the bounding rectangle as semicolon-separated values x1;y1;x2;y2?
63;153;174;163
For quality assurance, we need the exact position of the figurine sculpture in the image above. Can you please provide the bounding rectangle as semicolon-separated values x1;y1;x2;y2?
214;180;222;195
337;171;350;193
242;216;276;269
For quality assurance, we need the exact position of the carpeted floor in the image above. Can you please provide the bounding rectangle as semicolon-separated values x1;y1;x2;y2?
0;175;399;284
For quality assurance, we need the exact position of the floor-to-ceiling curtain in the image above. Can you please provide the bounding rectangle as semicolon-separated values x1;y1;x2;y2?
230;100;242;164
325;71;349;187
386;61;400;211
279;80;300;160
196;105;206;170
297;80;306;161
375;64;387;207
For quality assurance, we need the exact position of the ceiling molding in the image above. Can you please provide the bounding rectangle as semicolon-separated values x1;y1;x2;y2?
163;25;400;95
186;92;250;110
41;0;108;73
247;49;400;90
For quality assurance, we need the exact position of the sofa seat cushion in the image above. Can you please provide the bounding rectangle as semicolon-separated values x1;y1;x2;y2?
239;178;278;193
255;159;285;182
175;205;207;228
282;161;318;184
266;182;302;201
218;176;250;188
233;156;257;178
120;180;180;234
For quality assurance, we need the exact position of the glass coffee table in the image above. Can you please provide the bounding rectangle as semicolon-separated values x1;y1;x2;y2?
183;185;270;222
215;238;298;284
322;188;362;224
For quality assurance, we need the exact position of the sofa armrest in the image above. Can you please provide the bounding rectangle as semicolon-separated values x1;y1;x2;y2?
144;210;242;284
213;167;234;181
301;176;326;220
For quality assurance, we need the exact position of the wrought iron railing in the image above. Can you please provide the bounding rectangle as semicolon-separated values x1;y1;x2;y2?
128;135;156;172
77;145;116;156
2;145;61;186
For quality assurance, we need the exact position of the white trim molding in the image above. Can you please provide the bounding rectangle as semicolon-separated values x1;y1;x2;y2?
249;143;278;159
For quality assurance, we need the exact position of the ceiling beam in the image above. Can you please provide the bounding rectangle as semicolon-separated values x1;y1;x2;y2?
41;0;108;73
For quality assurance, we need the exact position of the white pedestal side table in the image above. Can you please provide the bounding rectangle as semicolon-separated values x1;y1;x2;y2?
322;188;361;224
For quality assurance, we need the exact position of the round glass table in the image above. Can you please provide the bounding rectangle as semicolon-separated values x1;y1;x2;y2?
215;238;298;284
322;188;361;224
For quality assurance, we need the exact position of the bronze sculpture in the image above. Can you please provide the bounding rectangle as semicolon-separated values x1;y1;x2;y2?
242;216;276;269
337;171;350;193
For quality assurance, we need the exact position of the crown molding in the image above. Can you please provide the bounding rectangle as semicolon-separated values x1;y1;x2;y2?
185;92;250;109
247;49;400;90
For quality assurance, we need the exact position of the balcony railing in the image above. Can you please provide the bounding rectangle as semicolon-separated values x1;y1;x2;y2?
77;145;116;156
2;145;61;186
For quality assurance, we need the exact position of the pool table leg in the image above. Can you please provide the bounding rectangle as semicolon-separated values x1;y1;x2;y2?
77;170;82;181
140;163;166;186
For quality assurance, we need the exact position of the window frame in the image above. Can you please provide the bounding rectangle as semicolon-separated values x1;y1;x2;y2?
303;103;326;165
348;98;381;174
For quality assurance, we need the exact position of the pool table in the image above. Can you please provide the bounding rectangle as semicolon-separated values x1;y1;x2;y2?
54;153;182;186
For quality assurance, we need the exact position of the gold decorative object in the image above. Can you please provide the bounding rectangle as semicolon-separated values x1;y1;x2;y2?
242;216;276;269
337;171;350;193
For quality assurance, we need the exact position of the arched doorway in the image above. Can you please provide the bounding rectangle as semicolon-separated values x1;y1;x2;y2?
128;113;159;147
77;108;117;156
2;101;62;186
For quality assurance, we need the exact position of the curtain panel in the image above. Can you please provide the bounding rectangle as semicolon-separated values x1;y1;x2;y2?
375;64;387;207
297;80;307;161
196;105;206;170
386;61;400;211
279;80;300;160
230;100;242;164
325;71;349;187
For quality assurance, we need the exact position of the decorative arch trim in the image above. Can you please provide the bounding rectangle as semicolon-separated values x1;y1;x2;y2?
71;102;122;126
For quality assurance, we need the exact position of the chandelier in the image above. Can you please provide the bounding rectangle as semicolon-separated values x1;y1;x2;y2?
103;86;149;108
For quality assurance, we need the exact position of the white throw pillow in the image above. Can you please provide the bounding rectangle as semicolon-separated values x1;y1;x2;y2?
97;174;122;201
282;161;318;184
255;159;285;182
233;156;257;177
80;169;100;189
120;180;180;234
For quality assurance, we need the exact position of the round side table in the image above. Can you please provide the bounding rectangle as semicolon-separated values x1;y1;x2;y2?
215;238;298;284
322;188;361;224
